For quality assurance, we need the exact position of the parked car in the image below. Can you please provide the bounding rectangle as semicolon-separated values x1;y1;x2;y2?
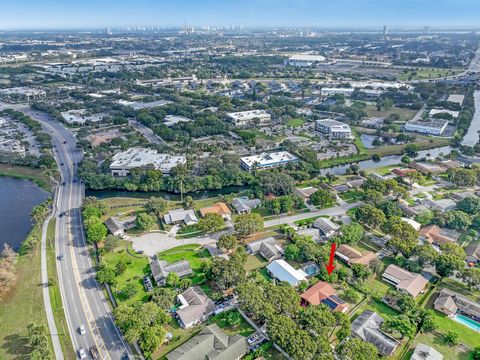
78;347;87;359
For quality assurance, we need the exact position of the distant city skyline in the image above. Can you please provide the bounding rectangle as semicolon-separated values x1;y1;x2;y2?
0;0;479;30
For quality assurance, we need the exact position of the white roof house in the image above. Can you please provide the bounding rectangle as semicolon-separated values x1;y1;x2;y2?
266;260;307;286
164;209;198;225
240;151;299;171
110;148;186;176
411;344;443;360
401;217;421;231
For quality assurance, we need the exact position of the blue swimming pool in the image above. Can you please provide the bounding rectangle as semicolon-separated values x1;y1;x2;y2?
303;265;319;276
454;314;480;332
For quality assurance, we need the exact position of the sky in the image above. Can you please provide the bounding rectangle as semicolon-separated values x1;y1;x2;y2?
0;0;479;30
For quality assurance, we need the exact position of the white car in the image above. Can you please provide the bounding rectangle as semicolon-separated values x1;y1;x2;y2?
79;324;86;335
78;347;87;359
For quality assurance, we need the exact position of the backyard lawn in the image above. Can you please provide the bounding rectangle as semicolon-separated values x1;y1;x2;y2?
102;242;150;305
157;244;211;284
405;332;475;360
431;311;480;348
208;309;255;337
286;118;305;127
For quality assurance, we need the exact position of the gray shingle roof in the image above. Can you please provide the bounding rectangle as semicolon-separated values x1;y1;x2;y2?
351;310;399;356
166;324;247;360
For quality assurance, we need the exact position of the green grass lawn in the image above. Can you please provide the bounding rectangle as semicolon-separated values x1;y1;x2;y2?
0;225;54;359
286;118;305;128
0;163;52;191
431;311;480;348
397;68;463;81
102;242;150;305
208;309;255;337
363;105;418;122
154;318;203;360
440;278;480;303
405;332;474;360
158;244;210;284
339;190;364;203
244;254;268;273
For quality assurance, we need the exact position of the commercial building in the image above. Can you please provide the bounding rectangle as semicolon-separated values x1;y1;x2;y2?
315;119;353;139
117;99;172;110
61;109;105;125
284;54;330;67
382;264;429;298
110;148;186;176
163;115;193;127
166;324;247;360
135;75;197;87
404;119;448;136
447;94;465;106
240;151;299;171
226;110;271;127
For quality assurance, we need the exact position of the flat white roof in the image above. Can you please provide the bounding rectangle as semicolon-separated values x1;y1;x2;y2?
241;151;298;168
226;109;270;120
288;54;326;62
266;259;307;286
110;147;186;173
447;94;465;105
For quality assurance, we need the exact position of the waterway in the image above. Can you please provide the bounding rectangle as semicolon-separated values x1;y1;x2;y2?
0;177;50;251
462;90;480;146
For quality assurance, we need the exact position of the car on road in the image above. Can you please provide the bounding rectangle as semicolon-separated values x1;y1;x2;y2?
79;324;86;335
78;347;87;359
57;254;64;261
63;140;67;144
60;162;64;166
90;346;100;360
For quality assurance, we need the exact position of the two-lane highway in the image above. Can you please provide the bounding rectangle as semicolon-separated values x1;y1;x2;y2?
7;104;133;360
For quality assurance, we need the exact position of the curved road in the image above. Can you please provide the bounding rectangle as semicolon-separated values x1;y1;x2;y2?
0;103;133;360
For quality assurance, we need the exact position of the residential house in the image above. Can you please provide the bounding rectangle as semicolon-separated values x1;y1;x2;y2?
398;202;430;218
164;209;199;225
401;217;421;231
434;288;480;319
421;198;456;212
199;202;232;220
204;245;229;259
300;281;349;312
166;324;248;360
382;264;429;298
296;228;322;243
411;344;443;360
295;187;318;200
335;244;376;266
411;162;445;174
246;237;284;262
312;217;340;240
465;241;480;265
176;286;216;328
346;176;365;188
150;258;193;286
419;225;460;245
266;260;307;287
231;197;261;214
448;191;476;202
104;216;136;238
351;310;400;356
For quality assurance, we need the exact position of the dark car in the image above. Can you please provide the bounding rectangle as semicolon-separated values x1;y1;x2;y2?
90;346;100;360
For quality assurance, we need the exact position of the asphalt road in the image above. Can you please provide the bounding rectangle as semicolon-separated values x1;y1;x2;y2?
3;104;133;360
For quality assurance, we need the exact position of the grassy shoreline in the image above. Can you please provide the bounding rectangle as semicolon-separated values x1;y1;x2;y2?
0;225;54;359
0;164;52;192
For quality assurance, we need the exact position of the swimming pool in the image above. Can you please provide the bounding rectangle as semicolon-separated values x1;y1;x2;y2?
454;314;480;332
303;265;319;276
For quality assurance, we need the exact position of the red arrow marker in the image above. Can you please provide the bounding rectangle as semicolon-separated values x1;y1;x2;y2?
326;242;336;275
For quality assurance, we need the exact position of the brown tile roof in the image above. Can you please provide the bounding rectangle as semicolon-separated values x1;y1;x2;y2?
199;202;231;217
336;244;376;266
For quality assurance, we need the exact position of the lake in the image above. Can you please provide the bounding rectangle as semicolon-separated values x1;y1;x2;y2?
0;176;50;251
